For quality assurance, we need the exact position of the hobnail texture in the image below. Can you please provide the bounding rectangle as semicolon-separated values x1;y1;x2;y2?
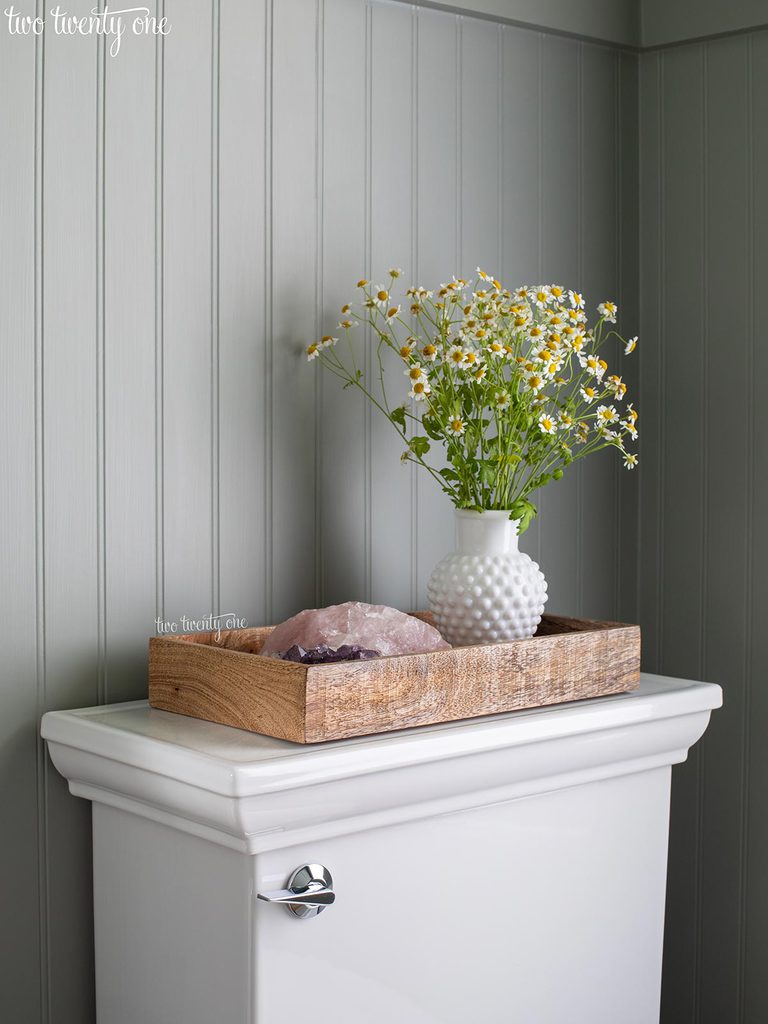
427;511;548;646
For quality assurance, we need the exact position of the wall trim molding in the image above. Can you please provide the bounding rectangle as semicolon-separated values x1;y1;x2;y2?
640;0;768;49
390;1;768;53
388;1;640;48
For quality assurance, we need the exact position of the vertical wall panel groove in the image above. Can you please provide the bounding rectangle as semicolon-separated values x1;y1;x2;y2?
95;7;107;707
154;0;166;626
738;35;754;1020
263;0;274;622
745;32;768;1020
210;0;221;616
314;0;325;608
35;1;49;1018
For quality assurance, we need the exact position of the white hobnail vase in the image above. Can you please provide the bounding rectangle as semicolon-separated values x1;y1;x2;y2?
427;509;548;646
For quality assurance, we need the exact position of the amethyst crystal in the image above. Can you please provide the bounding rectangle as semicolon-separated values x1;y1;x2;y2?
280;644;381;665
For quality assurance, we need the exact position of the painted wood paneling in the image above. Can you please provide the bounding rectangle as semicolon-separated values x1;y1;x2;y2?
218;0;268;627
0;2;637;1020
638;28;768;1024
103;2;159;706
538;34;581;613
270;0;319;622
42;4;99;1019
414;7;460;602
162;0;214;623
0;4;42;1020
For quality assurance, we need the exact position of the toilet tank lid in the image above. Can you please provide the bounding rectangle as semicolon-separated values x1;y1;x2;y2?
41;673;721;800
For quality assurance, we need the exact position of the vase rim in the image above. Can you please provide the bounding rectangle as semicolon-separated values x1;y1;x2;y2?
454;509;519;522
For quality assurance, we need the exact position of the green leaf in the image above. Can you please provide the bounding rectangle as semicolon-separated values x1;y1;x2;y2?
409;436;431;459
509;498;537;534
390;405;407;429
422;416;442;441
439;467;460;482
478;461;496;488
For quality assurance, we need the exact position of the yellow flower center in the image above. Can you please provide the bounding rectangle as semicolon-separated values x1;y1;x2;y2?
306;343;318;356
387;307;398;318
377;290;388;302
409;367;422;380
413;382;426;394
423;345;436;357
357;279;369;288
400;345;413;358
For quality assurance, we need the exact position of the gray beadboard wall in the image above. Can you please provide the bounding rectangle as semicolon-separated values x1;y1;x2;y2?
0;2;638;1019
639;27;768;1024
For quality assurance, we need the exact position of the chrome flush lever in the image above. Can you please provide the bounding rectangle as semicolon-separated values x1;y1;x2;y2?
257;863;335;920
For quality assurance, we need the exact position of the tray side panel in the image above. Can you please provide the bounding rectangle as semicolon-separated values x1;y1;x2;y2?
148;638;308;742
303;625;641;742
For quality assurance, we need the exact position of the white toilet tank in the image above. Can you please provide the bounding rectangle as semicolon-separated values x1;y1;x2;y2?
42;673;720;1024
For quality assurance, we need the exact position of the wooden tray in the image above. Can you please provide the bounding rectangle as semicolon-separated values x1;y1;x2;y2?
148;613;640;743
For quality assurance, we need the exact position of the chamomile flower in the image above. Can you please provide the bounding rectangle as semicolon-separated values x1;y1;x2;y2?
409;380;431;401
558;411;573;428
487;340;505;358
607;375;627;399
494;391;510;410
530;285;551;309
388;267;402;278
446;344;466;366
569;290;585;309
448;417;466;436
525;372;545;393
598;300;617;323
514;286;529;302
473;365;488;381
340;303;353;316
404;364;426;384
373;285;390;308
538;413;557;435
528;324;545;343
596;405;619;426
306;342;320;361
625;336;638;354
462;350;483;368
576;422;589;443
623;452;639;470
320;335;338;349
476;267;492;281
385;305;401;322
597;427;620;442
580;385;598;403
422;343;438;362
621;419;639;440
400;342;416;359
549;285;566;301
338;318;359;330
626;403;639;422
356;278;369;288
579;353;601;377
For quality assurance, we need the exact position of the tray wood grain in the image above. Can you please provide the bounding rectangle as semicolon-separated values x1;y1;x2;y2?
148;613;641;743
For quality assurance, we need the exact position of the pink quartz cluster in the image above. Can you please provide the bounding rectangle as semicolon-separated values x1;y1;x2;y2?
261;601;450;659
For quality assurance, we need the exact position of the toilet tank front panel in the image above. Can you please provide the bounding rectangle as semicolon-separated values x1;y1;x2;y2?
252;767;671;1024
